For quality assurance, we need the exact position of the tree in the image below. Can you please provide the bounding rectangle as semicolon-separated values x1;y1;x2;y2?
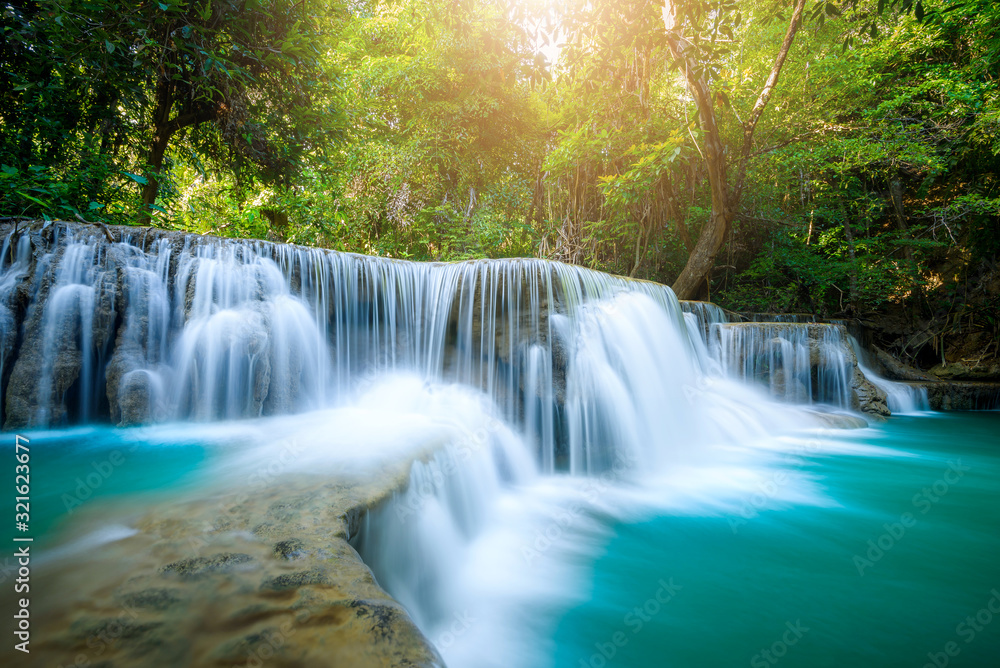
543;0;695;280
661;0;811;299
0;0;341;223
308;0;548;259
717;0;1000;334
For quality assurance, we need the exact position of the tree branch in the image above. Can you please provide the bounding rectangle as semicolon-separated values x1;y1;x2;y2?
733;0;807;201
165;104;220;135
75;213;115;242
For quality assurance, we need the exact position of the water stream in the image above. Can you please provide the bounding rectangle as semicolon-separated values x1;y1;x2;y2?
1;224;996;667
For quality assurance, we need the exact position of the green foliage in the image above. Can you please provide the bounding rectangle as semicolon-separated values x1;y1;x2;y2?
0;0;996;338
714;0;1000;318
0;160;129;222
0;0;342;221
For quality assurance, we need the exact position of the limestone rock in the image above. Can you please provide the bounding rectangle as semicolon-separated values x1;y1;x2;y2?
873;346;938;382
21;454;445;668
929;361;1000;382
910;380;1000;410
850;365;890;419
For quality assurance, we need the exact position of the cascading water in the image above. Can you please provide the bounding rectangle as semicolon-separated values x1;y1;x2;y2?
2;223;898;434
0;232;31;379
848;335;930;413
746;312;818;323
9;222;991;668
709;322;855;408
0;222;716;473
350;290;817;667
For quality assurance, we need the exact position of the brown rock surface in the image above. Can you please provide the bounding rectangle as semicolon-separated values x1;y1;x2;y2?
13;457;444;668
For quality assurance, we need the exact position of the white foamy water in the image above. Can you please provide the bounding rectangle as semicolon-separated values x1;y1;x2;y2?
2;224;950;668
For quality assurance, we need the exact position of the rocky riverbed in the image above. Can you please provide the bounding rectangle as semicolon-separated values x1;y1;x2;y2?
12;451;444;668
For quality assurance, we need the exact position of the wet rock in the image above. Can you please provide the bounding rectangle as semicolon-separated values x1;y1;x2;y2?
273;538;307;560
715;322;889;417
4;294;83;427
929;361;1000;382
160;552;255;578
348;600;407;641
772;369;810;403
24;459;444;668
92;268;119;351
118;588;182;611
850;365;890;419
261;569;331;591
211;626;297;664
873;346;938;382
912;380;1000;410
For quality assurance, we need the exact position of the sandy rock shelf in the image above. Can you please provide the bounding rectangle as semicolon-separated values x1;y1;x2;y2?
9;454;444;668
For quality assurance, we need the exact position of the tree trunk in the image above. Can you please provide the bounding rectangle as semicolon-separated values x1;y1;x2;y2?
662;31;731;300
139;79;175;225
139;127;173;224
138;78;219;225
839;201;859;314
670;134;729;299
662;0;807;300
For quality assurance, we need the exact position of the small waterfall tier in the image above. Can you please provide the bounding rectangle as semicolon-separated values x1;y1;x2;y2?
745;312;818;323
849;336;930;413
709;322;889;416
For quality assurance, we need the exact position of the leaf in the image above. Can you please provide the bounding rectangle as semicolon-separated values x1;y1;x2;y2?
105;40;115;54
16;191;49;207
123;172;148;185
915;1;924;22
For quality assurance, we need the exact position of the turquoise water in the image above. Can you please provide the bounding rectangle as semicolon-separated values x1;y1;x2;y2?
550;413;1000;668
5;412;999;668
4;425;213;547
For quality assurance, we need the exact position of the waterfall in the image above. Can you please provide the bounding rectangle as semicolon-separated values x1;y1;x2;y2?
9;222;968;668
0;222;908;440
0;233;31;386
679;305;902;413
849;335;930;413
348;293;813;667
746;312;817;323
709;322;855;408
0;223;735;472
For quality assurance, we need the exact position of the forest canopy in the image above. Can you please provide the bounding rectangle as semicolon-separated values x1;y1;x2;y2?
2;0;998;362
